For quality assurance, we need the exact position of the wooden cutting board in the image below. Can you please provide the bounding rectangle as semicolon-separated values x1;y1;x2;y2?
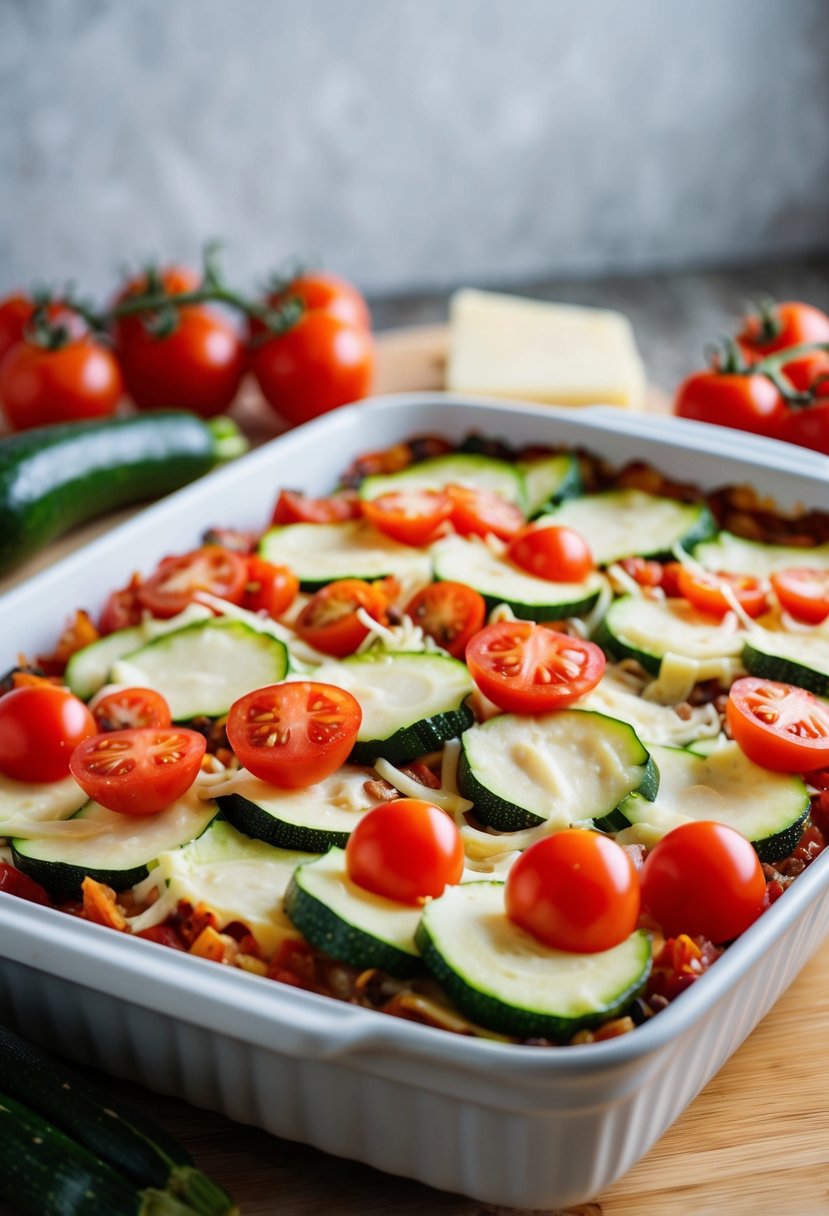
2;327;828;1216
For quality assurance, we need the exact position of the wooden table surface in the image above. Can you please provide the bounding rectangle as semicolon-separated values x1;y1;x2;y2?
3;325;829;1216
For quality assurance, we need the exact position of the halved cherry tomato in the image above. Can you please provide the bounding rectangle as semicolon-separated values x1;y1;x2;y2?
737;299;829;361
405;581;486;658
507;523;594;583
226;681;361;788
676;566;768;619
674;371;787;438
271;489;362;525
92;687;172;732
98;576;144;634
726;676;829;773
295;578;394;657
770;567;829;624
0;685;96;783
69;727;206;815
617;558;683;597
345;798;464;904
243;556;299;618
445;484;524;540
505;830;640;953
361;489;453;547
465;620;605;714
137;546;249;618
0;863;53;906
641;820;766;943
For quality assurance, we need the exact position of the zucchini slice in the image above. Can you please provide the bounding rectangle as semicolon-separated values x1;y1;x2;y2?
11;788;219;900
359;452;527;509
742;628;829;697
311;651;475;765
258;520;432;590
457;709;658;832
415;882;652;1040
543;489;716;565
576;667;722;748
430;534;605;621
617;742;809;862
111;618;289;720
284;847;423;977
0;772;88;837
597;594;746;674
693;531;829;577
519;451;582;515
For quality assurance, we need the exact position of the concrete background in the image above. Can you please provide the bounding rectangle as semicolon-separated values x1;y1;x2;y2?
1;0;828;301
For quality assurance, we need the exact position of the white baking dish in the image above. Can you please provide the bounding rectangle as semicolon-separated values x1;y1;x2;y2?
1;394;828;1210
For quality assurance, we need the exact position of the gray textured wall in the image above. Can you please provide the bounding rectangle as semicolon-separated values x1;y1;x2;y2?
2;0;828;298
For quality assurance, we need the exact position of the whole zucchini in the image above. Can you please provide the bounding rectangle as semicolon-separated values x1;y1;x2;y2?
0;411;246;576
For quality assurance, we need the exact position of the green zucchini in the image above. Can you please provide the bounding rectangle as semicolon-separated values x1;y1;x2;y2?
258;520;432;590
0;1025;236;1215
596;594;746;674
693;531;829;577
519;451;582;515
742;629;829;697
358;451;527;509
542;488;716;566
0;412;246;576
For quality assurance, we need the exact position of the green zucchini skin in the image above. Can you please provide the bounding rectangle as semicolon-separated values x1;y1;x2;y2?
0;412;229;575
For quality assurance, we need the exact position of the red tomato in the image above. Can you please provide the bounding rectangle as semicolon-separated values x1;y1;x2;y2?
0;294;36;363
405;581;486;658
0;336;123;431
69;727;206;815
676;566;768;619
640;820;766;943
465;621;606;714
726;676;829;773
445;484;524;540
738;300;829;361
770;567;829;624
98;578;144;633
344;798;464;904
0;863;53;906
271;489;362;525
92;687;172;732
226;681;361;788
243;556;299;618
0;685;96;783
674;371;787;438
260;270;371;332
618;557;664;588
505;830;640;953
507;523;594;582
778;400;829;456
295;578;394;658
362;489;453;547
250;310;374;427
137;546;249;618
781;350;829;393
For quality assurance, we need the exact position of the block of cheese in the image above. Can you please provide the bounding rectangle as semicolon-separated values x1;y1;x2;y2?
445;288;647;410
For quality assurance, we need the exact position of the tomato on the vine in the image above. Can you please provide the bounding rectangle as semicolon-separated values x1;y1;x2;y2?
726;676;829;773
0;294;36;363
676;566;768;619
69;727;206;815
271;489;361;525
137;546;249;618
91;687;173;732
505;830;640;953
465;620;605;714
0;335;123;431
737;299;829;361
243;556;299;618
445;484;524;540
405;581;486;658
674;371;787;438
780;350;829;393
640;820;766;943
345;798;464;904
778;400;829;456
507;523;594;583
294;578;396;658
261;270;371;333
226;681;362;788
0;685;96;783
362;489;453;547
770;567;829;624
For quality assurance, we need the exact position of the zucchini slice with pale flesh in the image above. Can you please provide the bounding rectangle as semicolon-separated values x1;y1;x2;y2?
742;628;829;697
596;594;745;674
258;519;432;590
0;772;88;837
693;531;829;577
359;452;527;509
457;708;658;832
415;882;652;1040
519;451;582;515
542;488;716;566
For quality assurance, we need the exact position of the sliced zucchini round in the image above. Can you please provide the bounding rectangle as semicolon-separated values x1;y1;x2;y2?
284;847;422;977
0;772;88;838
258;520;432;590
597;595;745;674
431;534;605;621
359;452;527;509
519;452;582;515
693;531;829;577
311;651;474;766
457;708;658;832
542;489;716;566
742;629;829;697
576;667;722;748
415;882;652;1040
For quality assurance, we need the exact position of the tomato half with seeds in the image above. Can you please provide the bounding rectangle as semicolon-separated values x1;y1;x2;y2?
361;489;453;547
770;567;829;624
243;556;299;618
465;620;606;714
69;727;206;815
726;676;829;773
676;566;768;619
0;685;96;783
271;489;361;525
345;798;464;904
405;581;486;658
226;681;362;788
138;546;249;618
507;523;594;583
295;578;394;657
446;484;524;540
91;687;172;732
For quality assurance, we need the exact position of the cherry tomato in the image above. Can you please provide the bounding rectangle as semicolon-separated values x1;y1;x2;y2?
0;862;53;906
0;685;96;783
250;310;374;427
271;489;362;525
726;676;829;773
0;294;36;362
465;620;606;714
295;578;394;658
405;581;486;658
507;523;594;582
69;727;206;815
243;556;299;618
505;830;640;953
618;557;664;588
98;578;144;633
770;567;829;624
445;484;524;540
0;336;123;431
344;798;464;904
676;566;768;619
737;300;829;361
780;350;829;393
362;489;453;547
92;687;172;732
640;820;766;943
226;681;362;788
778;400;829;456
674;371;787;438
137;546;249;618
259;270;371;332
